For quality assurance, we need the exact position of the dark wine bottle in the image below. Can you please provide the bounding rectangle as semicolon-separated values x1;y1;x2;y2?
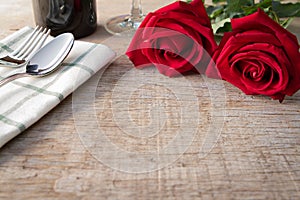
32;0;97;39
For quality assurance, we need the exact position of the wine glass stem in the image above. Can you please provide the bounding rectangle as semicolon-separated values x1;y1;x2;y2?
131;0;142;20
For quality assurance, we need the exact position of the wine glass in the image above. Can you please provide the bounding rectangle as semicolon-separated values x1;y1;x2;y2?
105;0;144;35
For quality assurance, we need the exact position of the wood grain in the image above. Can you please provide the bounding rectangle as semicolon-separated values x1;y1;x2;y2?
0;0;300;199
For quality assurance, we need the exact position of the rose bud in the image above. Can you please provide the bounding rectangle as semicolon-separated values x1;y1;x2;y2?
206;9;300;102
126;0;217;77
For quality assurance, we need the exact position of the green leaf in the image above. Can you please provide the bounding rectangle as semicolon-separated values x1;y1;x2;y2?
226;0;254;13
212;0;226;3
216;21;232;34
272;1;300;18
211;17;232;34
242;0;272;16
206;5;225;19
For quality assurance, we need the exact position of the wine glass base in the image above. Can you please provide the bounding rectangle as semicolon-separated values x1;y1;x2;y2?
105;14;144;35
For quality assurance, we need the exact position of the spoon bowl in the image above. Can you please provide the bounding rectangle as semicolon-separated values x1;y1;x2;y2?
0;33;74;87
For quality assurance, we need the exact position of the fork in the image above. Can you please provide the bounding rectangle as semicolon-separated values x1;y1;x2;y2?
0;26;51;67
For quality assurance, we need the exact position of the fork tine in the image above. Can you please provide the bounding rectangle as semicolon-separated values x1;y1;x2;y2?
19;27;51;60
13;26;44;58
10;26;40;57
0;26;50;67
23;29;51;60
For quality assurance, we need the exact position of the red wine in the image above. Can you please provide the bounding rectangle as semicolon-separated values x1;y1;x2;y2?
32;0;97;39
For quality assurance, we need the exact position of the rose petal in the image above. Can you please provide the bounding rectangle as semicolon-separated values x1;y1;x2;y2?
232;9;298;47
231;9;300;96
126;0;218;77
229;51;289;95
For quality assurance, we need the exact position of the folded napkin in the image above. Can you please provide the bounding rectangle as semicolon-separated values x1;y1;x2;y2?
0;27;116;148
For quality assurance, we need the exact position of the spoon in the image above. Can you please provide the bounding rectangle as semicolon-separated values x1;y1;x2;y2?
0;33;74;87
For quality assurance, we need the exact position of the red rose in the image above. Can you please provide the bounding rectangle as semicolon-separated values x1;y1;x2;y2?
126;0;217;77
206;9;300;102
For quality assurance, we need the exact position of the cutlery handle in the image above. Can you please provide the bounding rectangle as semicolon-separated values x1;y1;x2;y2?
0;73;29;87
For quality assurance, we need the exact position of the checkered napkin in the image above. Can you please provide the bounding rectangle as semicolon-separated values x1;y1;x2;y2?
0;27;116;148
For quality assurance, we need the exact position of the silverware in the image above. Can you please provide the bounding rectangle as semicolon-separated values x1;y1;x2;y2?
0;33;74;87
0;26;50;67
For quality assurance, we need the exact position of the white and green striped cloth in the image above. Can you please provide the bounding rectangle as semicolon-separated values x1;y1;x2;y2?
0;27;116;148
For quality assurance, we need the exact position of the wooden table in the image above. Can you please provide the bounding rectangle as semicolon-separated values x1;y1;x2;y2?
0;0;300;199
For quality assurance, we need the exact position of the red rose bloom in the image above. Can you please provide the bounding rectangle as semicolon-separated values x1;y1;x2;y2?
206;9;300;102
126;0;217;77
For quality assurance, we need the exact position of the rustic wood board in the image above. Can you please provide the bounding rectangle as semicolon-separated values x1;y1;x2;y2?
0;0;299;199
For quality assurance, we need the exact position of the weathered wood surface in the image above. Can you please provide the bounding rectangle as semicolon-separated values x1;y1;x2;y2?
0;0;300;199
